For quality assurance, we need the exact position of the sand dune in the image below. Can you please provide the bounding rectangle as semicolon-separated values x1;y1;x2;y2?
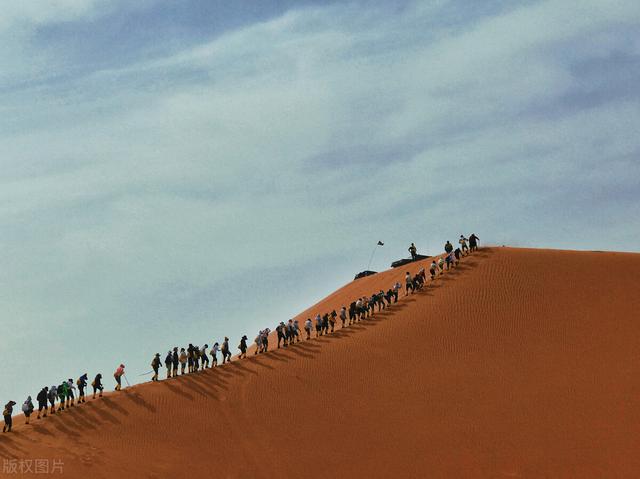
1;247;639;478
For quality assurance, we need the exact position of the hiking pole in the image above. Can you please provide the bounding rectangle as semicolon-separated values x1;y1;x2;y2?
123;374;131;387
138;370;154;377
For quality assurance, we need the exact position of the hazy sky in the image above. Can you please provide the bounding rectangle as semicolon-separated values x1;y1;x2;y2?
1;0;639;404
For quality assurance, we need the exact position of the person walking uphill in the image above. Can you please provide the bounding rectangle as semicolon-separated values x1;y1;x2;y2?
445;240;453;254
239;336;248;359
77;374;88;403
165;351;173;379
92;374;104;399
36;387;48;419
172;347;179;377
221;337;231;364
22;396;34;425
469;233;479;252
3;401;15;433
114;364;125;391
151;354;162;381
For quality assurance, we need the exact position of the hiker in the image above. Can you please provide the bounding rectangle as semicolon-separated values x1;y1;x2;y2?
322;313;330;334
339;306;347;327
193;346;201;372
293;320;301;342
165;351;173;378
304;318;313;339
393;282;401;302
36;387;48;419
22;396;34;425
92;374;104;399
329;311;337;332
459;235;469;254
221;337;231;364
239;335;248;359
469;233;479;251
376;291;386;311
3;401;15;433
348;302;356;324
405;272;413;295
368;296;377;315
57;382;67;411
172;347;180;377
151;354;162;381
66;378;76;407
454;248;461;264
445;240;453;254
114;364;125;391
277;322;285;348
445;253;453;270
429;260;438;280
211;343;219;366
179;348;188;374
261;329;270;352
77;374;88;403
187;344;194;373
385;289;394;305
438;257;445;274
315;314;322;337
253;333;261;354
201;344;210;368
287;320;295;345
408;242;417;260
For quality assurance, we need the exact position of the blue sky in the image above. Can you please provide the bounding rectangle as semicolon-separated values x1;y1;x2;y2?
1;0;639;404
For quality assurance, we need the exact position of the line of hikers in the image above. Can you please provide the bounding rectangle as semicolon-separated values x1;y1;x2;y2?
3;234;479;433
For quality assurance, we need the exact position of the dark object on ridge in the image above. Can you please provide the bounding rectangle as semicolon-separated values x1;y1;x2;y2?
391;254;430;268
354;270;377;280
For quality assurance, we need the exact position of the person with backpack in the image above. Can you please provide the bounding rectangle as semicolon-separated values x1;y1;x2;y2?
172;347;179;377
405;272;413;295
151;354;162;381
444;240;453;254
77;374;88;403
393;282;401;302
165;351;173;378
201;344;210;369
339;306;347;327
459;235;469;254
179;348;188;374
261;329;270;352
469;233;479;251
454;248;461;264
221;337;231;364
293;320;301;342
445;253;453;270
57;382;67;411
193;346;201;372
187;344;194;373
304;319;313;339
329;311;337;333
3;401;15;433
238;335;248;359
114;364;125;391
429;260;438;280
22;396;34;425
92;374;104;399
210;343;219;366
66;378;76;408
36;387;48;419
438;257;445;274
276;322;285;348
408;243;417;260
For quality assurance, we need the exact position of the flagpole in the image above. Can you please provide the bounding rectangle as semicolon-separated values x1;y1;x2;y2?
366;242;383;270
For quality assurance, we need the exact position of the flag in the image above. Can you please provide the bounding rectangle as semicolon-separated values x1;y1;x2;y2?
377;241;384;246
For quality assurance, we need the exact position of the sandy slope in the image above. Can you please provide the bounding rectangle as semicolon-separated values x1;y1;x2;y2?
1;247;639;478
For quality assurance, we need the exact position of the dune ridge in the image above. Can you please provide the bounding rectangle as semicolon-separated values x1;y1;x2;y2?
1;247;639;478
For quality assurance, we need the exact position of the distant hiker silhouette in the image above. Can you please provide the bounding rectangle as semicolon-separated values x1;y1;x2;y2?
77;374;88;403
151;354;161;381
3;401;15;433
445;241;453;254
92;374;103;399
22;397;34;425
36;387;48;419
469;234;479;251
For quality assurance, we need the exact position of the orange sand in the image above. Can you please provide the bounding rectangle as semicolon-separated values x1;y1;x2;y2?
1;247;639;478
